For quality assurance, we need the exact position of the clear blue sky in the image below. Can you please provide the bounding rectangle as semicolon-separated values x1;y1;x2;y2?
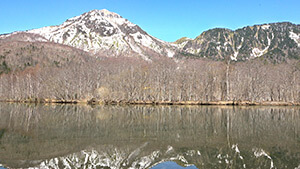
1;0;299;42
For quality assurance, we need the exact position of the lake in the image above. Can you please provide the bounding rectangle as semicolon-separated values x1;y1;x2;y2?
0;103;300;168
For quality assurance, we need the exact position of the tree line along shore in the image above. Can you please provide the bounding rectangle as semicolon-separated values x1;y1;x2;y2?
0;56;299;105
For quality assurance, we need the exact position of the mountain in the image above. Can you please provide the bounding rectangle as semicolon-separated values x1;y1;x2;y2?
0;9;176;60
176;22;300;62
21;9;176;60
1;10;300;62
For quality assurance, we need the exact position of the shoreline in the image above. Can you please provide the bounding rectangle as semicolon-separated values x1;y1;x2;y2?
1;99;300;106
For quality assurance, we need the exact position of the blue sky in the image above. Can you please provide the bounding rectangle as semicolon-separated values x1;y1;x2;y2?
0;0;299;42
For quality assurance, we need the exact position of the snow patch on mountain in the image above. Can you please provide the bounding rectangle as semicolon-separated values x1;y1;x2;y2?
261;25;271;30
130;32;162;54
289;31;300;47
176;40;189;48
0;31;20;39
251;35;271;58
231;37;244;61
166;49;175;57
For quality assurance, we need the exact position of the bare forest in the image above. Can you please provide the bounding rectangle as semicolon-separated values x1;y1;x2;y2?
0;52;299;103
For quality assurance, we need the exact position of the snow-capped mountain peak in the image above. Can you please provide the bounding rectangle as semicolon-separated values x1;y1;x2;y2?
66;9;130;26
25;9;175;59
90;9;122;18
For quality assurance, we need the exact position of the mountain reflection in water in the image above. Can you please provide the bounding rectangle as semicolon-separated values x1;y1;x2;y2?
0;103;300;168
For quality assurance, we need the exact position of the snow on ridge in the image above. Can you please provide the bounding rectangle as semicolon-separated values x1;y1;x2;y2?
251;48;266;58
230;37;244;61
27;26;60;40
261;25;271;30
289;31;300;47
92;9;122;19
67;15;81;21
230;53;238;61
85;9;135;27
166;49;175;57
130;32;164;54
251;35;271;58
172;39;190;49
131;32;153;46
0;31;20;39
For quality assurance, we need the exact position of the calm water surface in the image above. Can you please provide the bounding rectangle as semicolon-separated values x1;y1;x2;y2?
0;103;300;168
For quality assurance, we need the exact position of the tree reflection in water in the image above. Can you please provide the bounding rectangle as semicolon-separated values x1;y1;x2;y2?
0;104;300;168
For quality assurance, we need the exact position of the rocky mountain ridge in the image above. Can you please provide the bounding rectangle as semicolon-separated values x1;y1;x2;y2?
1;9;300;61
177;22;300;61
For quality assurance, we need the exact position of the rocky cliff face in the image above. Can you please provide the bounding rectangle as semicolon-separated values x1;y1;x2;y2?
177;22;300;61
